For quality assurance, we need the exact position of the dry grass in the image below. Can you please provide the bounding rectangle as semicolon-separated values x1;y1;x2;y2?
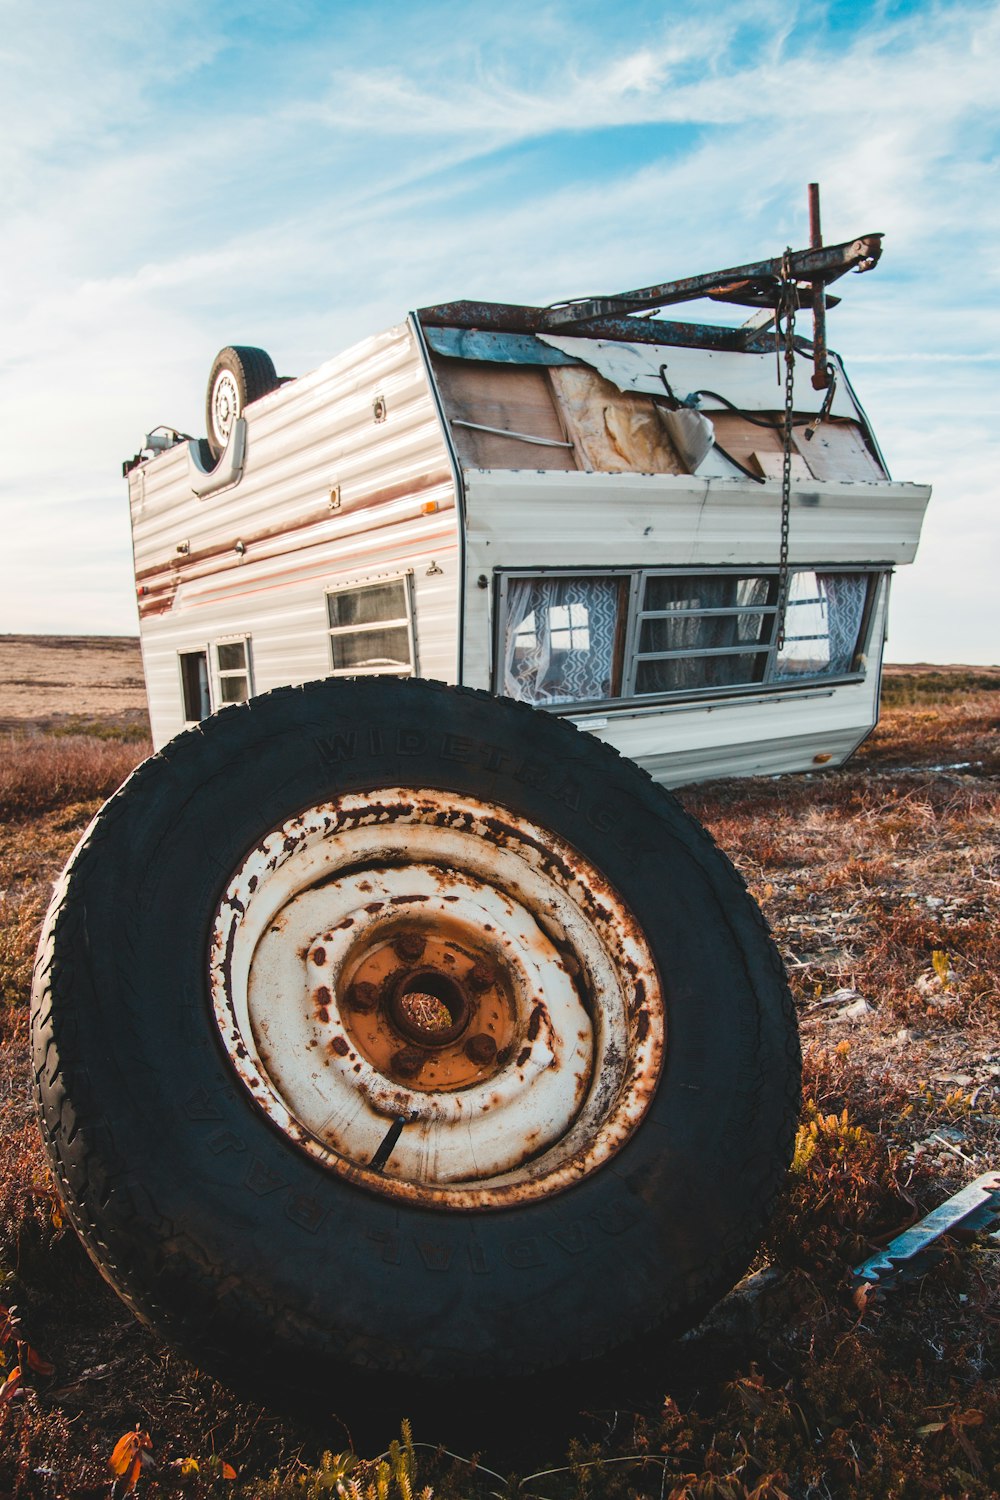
0;688;997;1497
0;734;152;822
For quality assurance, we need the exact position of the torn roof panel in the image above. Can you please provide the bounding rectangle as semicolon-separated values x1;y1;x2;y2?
535;335;860;421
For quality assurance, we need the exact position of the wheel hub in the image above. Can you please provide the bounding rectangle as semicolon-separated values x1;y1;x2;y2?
336;918;517;1089
210;789;665;1210
211;369;239;445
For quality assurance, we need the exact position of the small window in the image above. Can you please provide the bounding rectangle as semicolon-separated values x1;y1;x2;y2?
179;650;211;722
632;573;778;695
216;638;252;703
327;576;415;676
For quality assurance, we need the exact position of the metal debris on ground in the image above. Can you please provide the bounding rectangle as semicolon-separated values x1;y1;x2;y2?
853;1171;1000;1291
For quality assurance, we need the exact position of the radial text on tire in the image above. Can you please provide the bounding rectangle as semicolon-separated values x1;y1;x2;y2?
31;677;800;1391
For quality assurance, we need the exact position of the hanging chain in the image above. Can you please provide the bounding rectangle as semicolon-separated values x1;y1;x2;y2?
776;250;797;651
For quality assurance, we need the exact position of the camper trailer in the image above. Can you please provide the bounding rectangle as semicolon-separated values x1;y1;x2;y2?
124;230;929;784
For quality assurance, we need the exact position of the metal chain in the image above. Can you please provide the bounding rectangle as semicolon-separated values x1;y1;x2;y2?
776;251;797;651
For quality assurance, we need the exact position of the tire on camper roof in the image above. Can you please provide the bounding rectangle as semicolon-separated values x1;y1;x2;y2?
205;344;280;460
31;676;799;1393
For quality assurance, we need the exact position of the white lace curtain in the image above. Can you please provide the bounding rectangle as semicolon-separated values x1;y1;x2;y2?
502;577;620;705
775;572;869;677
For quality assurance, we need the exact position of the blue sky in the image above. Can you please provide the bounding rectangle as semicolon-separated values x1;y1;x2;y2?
2;0;998;661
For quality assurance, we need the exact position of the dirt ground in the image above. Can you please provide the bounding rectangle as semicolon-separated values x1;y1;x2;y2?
0;636;148;735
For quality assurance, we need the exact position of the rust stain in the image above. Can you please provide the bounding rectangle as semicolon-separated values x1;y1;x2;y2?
464;1033;497;1065
135;469;452;587
393;932;426;962
210;787;666;1213
345;981;378;1013
526;1003;545;1041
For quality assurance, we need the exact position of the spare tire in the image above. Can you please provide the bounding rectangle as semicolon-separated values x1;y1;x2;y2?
31;677;799;1393
205;344;279;460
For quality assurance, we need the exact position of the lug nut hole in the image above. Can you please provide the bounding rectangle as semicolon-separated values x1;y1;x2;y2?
389;970;470;1047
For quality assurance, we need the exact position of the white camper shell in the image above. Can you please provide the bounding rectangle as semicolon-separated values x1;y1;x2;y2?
126;233;929;784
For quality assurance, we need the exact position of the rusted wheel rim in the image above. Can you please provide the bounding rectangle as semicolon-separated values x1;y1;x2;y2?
210;789;664;1209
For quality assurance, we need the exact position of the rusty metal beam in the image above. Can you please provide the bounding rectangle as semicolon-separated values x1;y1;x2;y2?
417;301;751;351
808;183;831;390
539;233;882;329
705;285;841;312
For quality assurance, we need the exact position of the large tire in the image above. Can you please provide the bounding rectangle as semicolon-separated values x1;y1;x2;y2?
205;344;279;460
31;678;799;1394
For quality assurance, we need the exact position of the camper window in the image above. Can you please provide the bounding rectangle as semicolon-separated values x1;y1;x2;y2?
216;638;253;703
179;650;211;723
327;576;415;676
632;574;777;695
773;572;871;678
498;568;878;708
502;576;626;706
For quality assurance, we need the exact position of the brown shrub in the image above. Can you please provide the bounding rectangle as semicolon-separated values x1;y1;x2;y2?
858;692;1000;773
0;733;150;821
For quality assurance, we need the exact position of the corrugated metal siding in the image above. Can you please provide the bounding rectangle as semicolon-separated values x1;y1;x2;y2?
460;473;913;785
130;322;458;747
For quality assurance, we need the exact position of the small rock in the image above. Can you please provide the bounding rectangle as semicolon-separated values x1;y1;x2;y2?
839;997;873;1021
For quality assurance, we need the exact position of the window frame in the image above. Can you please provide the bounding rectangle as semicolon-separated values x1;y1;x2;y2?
214;634;254;706
494;565;886;711
496;569;637;708
178;647;213;724
325;571;417;679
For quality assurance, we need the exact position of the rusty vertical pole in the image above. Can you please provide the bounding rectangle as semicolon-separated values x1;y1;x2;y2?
808;182;830;389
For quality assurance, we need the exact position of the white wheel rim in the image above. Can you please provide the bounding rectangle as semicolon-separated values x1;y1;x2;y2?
210;368;240;447
210;789;664;1209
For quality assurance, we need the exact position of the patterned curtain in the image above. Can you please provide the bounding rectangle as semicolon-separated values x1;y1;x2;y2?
818;573;869;673
503;577;621;705
774;572;869;678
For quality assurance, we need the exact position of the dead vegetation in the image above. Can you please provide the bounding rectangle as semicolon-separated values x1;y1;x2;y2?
0;675;997;1497
0;737;151;823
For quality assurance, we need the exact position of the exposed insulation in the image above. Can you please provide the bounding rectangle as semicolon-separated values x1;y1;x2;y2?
548;366;684;474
